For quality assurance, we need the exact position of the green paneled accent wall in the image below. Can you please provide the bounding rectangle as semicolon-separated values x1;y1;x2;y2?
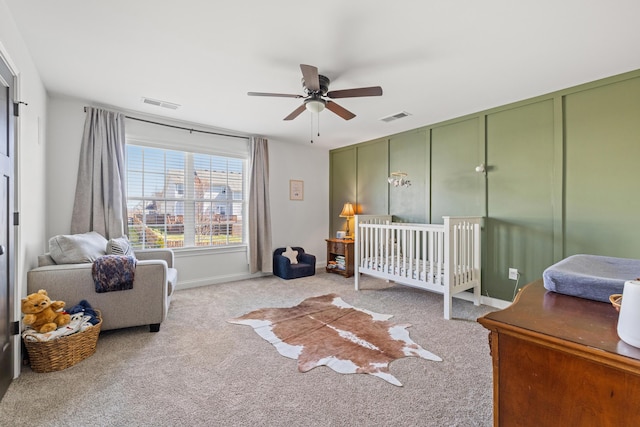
485;100;556;301
329;147;356;236
389;131;428;223
356;139;388;217
431;118;484;223
329;69;640;302
564;76;640;258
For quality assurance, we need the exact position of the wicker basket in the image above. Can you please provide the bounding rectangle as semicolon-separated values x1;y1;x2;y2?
24;310;102;373
610;294;622;313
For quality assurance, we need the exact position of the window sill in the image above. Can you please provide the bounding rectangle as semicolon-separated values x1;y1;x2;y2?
171;244;247;257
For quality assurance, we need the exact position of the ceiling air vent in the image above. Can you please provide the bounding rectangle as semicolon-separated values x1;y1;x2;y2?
380;111;411;123
141;97;181;110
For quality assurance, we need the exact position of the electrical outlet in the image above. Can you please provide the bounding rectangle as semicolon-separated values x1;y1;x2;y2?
508;268;519;280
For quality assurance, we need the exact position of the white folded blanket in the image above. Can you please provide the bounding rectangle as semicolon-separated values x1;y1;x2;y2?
22;313;95;342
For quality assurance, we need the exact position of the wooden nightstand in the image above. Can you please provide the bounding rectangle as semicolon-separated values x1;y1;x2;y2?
325;238;354;278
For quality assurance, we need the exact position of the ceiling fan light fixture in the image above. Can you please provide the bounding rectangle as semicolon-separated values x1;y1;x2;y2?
304;98;326;113
248;64;381;122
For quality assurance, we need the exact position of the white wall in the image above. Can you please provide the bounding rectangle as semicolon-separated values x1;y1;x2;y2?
268;139;329;261
46;95;330;289
1;0;49;377
45;95;86;237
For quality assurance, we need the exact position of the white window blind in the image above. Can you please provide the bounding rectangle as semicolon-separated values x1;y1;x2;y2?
126;144;246;249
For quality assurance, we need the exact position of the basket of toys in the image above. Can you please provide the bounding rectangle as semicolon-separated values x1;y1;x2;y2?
21;290;102;373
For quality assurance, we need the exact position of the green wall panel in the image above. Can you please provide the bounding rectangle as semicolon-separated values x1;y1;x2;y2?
329;148;356;236
389;131;428;223
485;100;555;301
565;77;640;258
431;118;484;224
356;139;388;216
328;69;640;303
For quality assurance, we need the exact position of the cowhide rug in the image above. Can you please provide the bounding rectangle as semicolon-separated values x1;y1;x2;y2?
227;293;441;386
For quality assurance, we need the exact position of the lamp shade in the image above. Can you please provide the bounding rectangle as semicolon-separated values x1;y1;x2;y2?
305;98;326;113
339;202;355;218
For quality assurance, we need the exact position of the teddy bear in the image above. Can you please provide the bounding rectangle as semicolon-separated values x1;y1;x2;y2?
21;289;71;333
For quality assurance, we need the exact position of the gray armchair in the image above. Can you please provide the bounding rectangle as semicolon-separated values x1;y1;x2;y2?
27;249;177;332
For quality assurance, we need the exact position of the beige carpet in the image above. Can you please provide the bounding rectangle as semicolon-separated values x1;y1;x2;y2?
0;272;496;426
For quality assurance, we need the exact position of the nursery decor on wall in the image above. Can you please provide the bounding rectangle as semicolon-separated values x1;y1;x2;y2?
387;171;411;187
227;293;441;386
289;179;304;200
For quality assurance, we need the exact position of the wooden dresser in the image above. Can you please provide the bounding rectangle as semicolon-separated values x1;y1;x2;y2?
325;238;354;278
478;279;640;427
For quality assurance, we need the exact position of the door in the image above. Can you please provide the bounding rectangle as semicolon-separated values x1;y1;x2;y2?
0;56;15;401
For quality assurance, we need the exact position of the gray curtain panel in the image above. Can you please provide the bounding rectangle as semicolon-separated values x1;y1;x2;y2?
71;107;127;239
248;137;273;273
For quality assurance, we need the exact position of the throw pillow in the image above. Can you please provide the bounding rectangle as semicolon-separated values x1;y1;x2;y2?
107;236;135;258
49;231;108;264
282;246;298;264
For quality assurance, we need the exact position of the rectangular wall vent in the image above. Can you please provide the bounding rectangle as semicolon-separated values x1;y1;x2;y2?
141;97;181;110
380;111;411;123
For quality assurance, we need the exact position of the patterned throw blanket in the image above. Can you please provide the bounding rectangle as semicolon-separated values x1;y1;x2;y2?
92;255;136;293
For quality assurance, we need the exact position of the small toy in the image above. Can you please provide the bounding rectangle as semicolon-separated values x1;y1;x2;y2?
67;299;100;325
21;289;71;333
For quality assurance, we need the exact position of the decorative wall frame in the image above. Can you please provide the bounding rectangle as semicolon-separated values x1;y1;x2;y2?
289;180;304;200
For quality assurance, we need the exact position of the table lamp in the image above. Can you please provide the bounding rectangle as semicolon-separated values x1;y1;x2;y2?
339;202;355;239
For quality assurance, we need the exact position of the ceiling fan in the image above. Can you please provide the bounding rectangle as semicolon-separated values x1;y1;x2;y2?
248;64;383;121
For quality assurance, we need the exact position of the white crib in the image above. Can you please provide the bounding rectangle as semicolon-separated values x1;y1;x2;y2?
354;215;482;319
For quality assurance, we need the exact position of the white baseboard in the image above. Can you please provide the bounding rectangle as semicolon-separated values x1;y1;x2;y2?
175;272;269;291
176;271;513;310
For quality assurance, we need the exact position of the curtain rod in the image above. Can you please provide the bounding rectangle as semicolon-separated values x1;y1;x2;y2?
83;106;250;140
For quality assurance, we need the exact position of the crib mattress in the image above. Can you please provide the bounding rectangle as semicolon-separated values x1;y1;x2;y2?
362;257;443;282
542;254;640;302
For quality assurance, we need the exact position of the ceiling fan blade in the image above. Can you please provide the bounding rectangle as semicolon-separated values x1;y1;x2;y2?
327;86;383;98
300;64;320;92
247;92;303;98
283;104;307;121
326;101;356;120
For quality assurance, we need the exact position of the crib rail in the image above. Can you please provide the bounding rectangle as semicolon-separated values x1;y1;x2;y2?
443;216;482;291
357;221;446;284
354;215;482;319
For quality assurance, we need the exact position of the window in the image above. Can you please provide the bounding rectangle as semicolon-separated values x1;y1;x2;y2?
126;144;245;249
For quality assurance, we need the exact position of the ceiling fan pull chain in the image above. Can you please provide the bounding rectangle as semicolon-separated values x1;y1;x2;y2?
310;113;314;143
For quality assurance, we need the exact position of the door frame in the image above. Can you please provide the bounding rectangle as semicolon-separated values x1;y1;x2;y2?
0;44;21;383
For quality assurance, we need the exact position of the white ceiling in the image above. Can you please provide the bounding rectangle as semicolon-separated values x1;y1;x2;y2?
5;0;640;149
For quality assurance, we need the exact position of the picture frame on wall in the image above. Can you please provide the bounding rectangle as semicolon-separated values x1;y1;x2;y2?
289;179;304;201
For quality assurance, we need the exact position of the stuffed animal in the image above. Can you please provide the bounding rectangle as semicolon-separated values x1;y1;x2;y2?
21;289;71;333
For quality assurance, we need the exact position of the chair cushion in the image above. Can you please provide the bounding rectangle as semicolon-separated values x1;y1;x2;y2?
107;236;136;258
49;231;108;264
